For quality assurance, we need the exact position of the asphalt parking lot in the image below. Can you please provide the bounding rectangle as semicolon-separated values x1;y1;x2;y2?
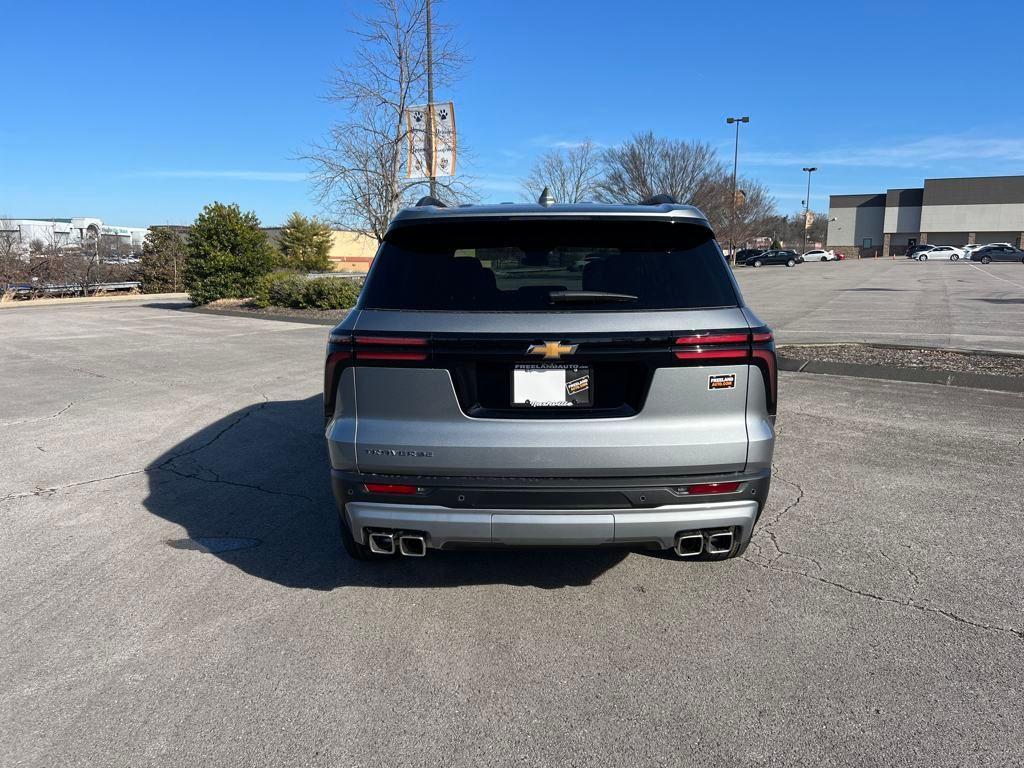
2;260;1023;767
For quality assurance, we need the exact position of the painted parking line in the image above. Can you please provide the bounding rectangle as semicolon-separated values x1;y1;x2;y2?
969;264;1024;289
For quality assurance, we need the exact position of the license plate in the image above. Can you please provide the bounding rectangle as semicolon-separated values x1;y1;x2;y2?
512;364;592;407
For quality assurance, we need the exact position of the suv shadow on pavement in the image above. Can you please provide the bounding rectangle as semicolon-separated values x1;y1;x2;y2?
144;394;626;590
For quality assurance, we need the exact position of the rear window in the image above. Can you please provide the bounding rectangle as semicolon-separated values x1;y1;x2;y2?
360;218;738;312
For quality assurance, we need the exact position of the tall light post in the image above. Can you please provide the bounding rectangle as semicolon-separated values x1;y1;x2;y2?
425;0;437;198
801;166;817;253
726;116;749;264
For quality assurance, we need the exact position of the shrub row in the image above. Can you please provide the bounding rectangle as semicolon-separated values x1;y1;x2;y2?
252;271;363;310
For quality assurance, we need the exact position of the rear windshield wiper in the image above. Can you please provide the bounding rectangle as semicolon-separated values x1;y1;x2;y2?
548;290;639;303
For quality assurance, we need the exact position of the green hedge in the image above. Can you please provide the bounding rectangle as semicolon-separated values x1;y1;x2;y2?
253;272;362;310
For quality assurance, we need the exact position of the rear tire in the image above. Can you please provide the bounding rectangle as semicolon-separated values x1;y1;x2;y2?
338;511;374;560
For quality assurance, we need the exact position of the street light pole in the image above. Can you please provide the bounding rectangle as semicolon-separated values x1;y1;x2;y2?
801;167;817;253
425;0;437;198
726;116;749;264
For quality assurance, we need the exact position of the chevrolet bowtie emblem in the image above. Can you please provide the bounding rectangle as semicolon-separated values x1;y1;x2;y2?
528;341;578;359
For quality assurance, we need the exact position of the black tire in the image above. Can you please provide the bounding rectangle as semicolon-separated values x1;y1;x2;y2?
786;259;795;267
951;254;959;261
981;256;992;264
338;511;374;560
919;254;928;261
752;260;763;268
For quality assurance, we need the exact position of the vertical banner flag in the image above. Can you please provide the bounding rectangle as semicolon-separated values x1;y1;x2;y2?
431;101;456;177
405;102;457;179
405;105;430;179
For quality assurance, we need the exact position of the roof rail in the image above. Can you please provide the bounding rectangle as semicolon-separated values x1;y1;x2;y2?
639;194;678;206
414;195;447;208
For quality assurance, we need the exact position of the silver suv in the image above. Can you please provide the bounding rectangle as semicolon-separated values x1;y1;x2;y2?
324;195;776;561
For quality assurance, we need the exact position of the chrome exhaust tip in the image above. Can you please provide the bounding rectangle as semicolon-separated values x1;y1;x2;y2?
705;529;734;555
674;531;704;558
367;532;396;555
398;535;427;557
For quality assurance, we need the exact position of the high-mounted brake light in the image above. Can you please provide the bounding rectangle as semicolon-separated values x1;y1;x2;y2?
686;482;741;495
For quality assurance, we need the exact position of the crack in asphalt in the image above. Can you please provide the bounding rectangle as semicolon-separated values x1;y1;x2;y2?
0;470;148;503
741;555;1023;641
1;392;313;506
0;402;75;427
750;465;823;571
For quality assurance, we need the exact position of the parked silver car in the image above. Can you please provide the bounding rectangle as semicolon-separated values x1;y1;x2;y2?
324;195;777;561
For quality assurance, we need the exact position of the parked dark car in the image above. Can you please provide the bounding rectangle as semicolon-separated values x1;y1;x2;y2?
735;248;765;261
743;249;799;268
970;245;1024;264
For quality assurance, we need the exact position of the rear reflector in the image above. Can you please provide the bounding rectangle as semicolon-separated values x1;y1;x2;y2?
364;483;418;495
686;482;741;495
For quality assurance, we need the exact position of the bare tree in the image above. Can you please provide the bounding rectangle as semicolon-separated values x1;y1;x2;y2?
596;132;723;206
304;0;472;242
706;176;777;250
0;217;25;288
520;139;602;204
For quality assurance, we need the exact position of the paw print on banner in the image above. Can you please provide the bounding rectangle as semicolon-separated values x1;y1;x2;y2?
413;110;424;123
438;108;448;121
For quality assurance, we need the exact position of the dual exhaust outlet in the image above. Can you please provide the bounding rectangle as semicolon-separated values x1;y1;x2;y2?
367;531;427;557
674;528;735;558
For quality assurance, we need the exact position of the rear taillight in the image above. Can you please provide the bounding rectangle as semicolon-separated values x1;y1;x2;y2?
324;332;431;421
671;328;777;415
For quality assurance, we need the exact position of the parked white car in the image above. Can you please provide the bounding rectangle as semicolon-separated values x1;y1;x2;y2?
801;249;836;262
916;245;963;261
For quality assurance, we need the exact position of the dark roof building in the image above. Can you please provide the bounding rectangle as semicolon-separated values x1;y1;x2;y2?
827;175;1024;256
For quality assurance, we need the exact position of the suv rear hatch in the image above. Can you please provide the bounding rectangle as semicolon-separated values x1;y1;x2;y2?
326;216;775;478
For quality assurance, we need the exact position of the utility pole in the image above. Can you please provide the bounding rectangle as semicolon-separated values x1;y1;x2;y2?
725;116;749;264
801;167;817;253
425;0;437;198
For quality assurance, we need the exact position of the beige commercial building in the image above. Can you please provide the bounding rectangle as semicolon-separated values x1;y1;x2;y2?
827;175;1024;257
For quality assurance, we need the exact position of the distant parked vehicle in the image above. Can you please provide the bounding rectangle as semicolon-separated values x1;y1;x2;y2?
916;245;963;261
735;248;765;262
906;243;936;259
970;244;1024;264
962;243;1011;260
802;249;836;262
744;249;799;268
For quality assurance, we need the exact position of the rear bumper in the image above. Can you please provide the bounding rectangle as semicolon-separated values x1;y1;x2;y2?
344;499;759;550
331;470;768;550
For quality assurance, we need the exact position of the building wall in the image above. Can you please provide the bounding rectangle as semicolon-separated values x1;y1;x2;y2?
919;204;1024;234
827;194;886;251
328;230;378;272
883;188;923;234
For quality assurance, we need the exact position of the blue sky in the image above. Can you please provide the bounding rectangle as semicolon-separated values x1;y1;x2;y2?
3;0;1023;227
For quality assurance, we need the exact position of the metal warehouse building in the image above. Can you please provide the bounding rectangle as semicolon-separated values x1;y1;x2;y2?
826;175;1024;257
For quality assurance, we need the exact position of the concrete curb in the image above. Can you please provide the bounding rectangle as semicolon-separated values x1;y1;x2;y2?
777;354;1024;394
186;305;341;326
0;292;189;309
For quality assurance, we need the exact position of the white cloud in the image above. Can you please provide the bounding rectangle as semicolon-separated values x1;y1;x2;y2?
745;135;1024;169
130;170;307;182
